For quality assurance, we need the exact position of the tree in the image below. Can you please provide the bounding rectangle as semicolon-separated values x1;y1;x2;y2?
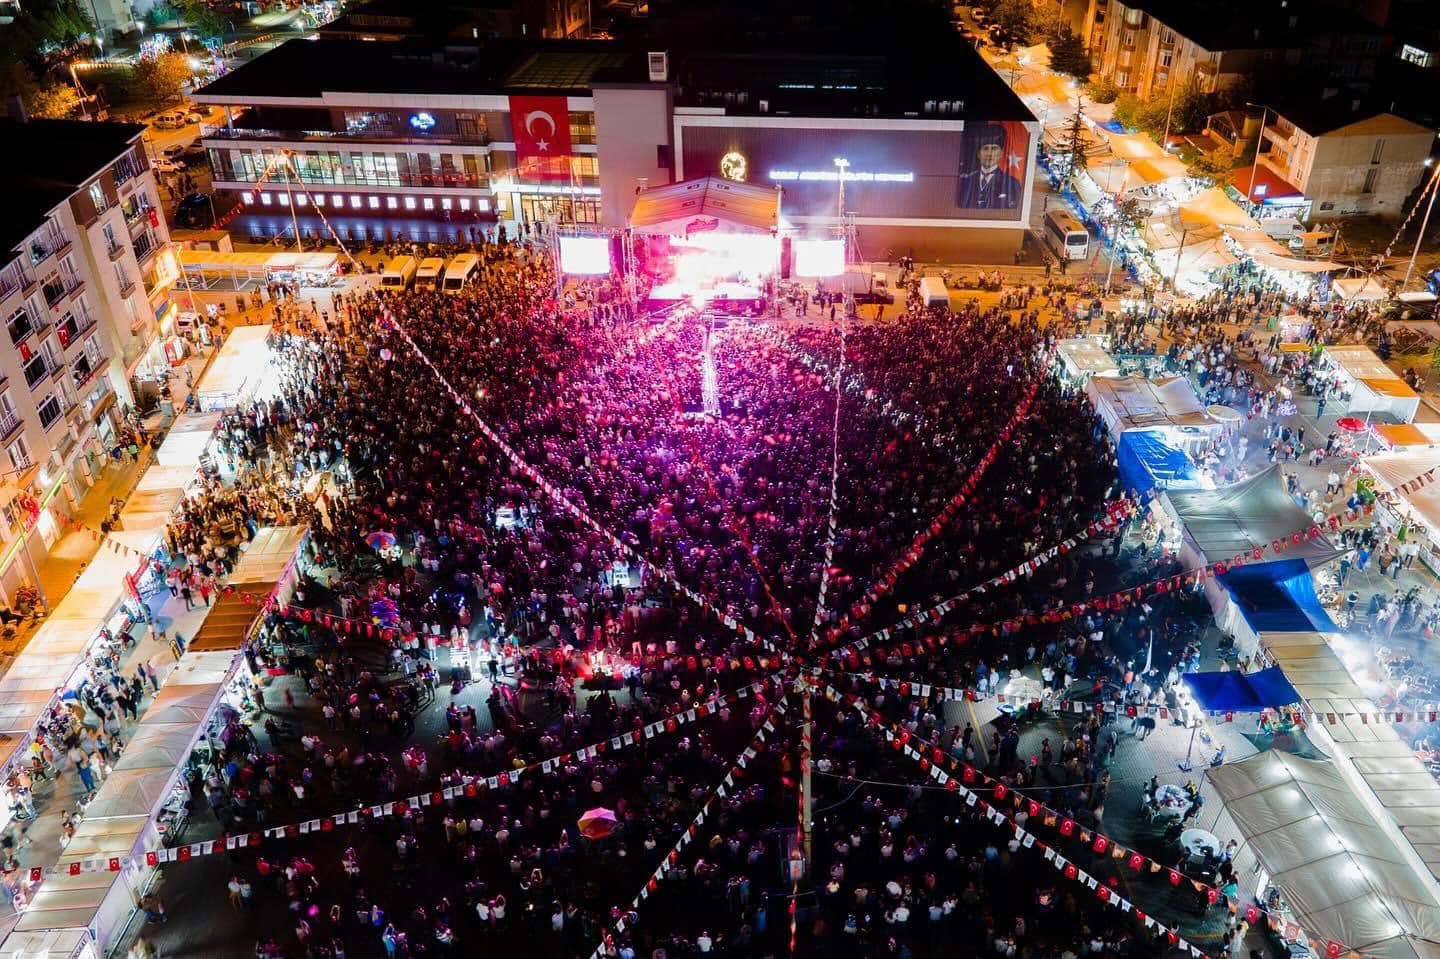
1056;98;1090;187
146;2;177;28
992;0;1031;39
1104;197;1151;292
1084;77;1119;104
1027;7;1063;43
1187;143;1235;180
133;51;191;103
1050;28;1092;81
28;81;79;118
180;0;227;40
0;0;94;67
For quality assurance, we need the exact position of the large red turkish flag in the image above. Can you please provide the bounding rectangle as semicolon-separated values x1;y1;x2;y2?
509;96;572;182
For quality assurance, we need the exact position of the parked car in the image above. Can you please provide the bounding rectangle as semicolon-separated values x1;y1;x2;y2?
152;158;184;175
152;110;187;130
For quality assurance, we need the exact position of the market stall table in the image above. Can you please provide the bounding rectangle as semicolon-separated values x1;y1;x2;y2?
1155;783;1190;816
1180;827;1220;859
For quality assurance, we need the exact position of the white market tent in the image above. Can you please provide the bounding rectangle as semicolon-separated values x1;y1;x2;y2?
80;768;176;821
1152;235;1238;277
1086;374;1217;442
1261;632;1440;892
154;411;221;469
112;722;200;772
1361;450;1440;558
1205;751;1440;958
1057;337;1120;382
1325;346;1420;423
0;929;91;959
1334;276;1390;301
230;525;308;587
194;325;271;411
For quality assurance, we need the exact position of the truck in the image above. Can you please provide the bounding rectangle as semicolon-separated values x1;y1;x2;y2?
381;255;418;290
919;275;949;308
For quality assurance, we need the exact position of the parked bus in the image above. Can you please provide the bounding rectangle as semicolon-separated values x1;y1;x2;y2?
415;258;446;290
442;253;480;294
1044;210;1090;261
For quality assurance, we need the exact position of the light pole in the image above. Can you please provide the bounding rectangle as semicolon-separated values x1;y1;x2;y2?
1244;101;1269;216
1403;160;1440;291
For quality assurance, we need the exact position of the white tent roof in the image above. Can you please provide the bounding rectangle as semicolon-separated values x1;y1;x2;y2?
1208;751;1440;957
1334;276;1390;301
0;929;90;959
155;412;220;469
114;722;200;772
162;649;241;688
10;870;115;933
1057;337;1120;378
1363;450;1440;533
56;817;145;866
143;682;224;725
195;325;271;408
80;767;176;821
1086;374;1216;435
230;525;307;586
1166;466;1339;565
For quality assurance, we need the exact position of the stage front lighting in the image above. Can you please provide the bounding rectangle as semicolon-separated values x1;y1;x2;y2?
559;236;612;275
793;239;845;277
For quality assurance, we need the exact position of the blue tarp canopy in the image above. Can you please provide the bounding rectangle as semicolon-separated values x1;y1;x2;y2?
1183;667;1303;711
1117;429;1201;492
1215;558;1338;634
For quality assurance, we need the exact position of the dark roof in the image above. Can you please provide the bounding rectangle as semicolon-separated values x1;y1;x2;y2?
1128;0;1377;52
0;118;143;256
200;6;1028;122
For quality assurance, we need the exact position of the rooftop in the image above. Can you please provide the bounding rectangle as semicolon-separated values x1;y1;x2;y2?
0;118;144;257
1125;0;1378;52
1268;98;1436;137
196;0;1030;121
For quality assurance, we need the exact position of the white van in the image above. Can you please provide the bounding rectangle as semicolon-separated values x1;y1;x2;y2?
380;255;418;290
152;110;188;130
415;258;445;290
442;253;480;294
919;275;949;308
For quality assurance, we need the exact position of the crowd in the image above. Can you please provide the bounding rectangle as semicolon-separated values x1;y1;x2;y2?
83;231;1252;959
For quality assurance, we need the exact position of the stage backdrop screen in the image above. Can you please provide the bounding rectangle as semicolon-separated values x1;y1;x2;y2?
559;236;612;275
792;239;846;277
680;122;1029;223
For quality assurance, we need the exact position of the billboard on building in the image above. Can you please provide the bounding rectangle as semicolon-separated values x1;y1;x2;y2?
679;122;1030;223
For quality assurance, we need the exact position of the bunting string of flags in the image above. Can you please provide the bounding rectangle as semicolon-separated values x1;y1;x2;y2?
822;680;1362;959
827;501;1375;669
823;494;1137;664
20;678;782;886
588;696;788;959
380;312;790;662
810;324;846;639
820;376;1044;648
789;689;813;959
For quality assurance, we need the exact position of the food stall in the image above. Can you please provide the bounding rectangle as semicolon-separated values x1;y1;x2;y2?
1322;346;1420;423
193;325;273;412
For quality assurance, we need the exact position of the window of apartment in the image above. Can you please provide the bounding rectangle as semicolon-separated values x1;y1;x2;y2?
570;156;599;179
7;308;33;345
101;223;119;256
112;152;138;185
7;436;31;471
1160;49;1173;67
455;113;484;140
88;181;107;214
1158;28;1175;45
83;334;101;367
1363;168;1381;193
35;393;62;429
1372;139;1386;163
113;261;132;291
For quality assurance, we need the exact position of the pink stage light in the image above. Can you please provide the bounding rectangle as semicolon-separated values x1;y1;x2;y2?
559;236;612;275
793;239;845;277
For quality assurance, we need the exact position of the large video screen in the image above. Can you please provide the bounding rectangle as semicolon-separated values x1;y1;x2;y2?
680;122;1030;223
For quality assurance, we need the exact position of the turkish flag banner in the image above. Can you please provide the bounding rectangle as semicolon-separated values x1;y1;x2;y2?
509;96;572;182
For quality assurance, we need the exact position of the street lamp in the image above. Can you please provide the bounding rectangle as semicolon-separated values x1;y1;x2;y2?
1243;101;1269;216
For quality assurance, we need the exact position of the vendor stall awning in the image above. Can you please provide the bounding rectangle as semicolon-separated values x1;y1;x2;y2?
629;177;780;234
1216;559;1339;634
1183;666;1301;711
1117;429;1203;493
1333;276;1390;301
1056;337;1119;378
1166;466;1338;566
1207;751;1440;957
1086;374;1216;434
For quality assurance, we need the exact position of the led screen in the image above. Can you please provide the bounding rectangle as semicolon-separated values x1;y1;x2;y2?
559;236;612;275
792;239;845;277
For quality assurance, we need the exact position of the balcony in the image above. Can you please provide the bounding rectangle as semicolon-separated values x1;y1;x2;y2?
58;311;96;349
132;232;157;262
23;358;53;390
6;313;35;347
203;125;492;148
0;264;35;303
118;279;137;298
107;242;126;262
41;274;82;309
71;355;102;391
0;412;22;442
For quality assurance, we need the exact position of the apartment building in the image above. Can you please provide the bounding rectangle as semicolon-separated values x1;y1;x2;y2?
0;117;177;601
1254;103;1434;219
1083;0;1383;102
